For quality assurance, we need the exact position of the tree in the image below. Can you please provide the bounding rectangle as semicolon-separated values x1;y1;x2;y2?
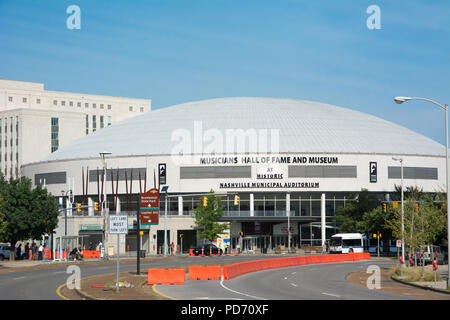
358;204;395;252
333;189;380;233
0;175;59;260
0;197;7;240
192;190;229;243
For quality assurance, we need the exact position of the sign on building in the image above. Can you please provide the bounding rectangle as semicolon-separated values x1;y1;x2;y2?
159;163;166;185
370;162;377;183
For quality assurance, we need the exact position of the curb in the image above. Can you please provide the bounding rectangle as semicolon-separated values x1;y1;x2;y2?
390;275;450;295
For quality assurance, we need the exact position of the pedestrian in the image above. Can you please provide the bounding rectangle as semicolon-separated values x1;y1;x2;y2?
326;241;330;253
170;242;174;255
38;243;43;260
16;244;22;260
99;242;103;259
31;242;37;254
25;243;30;259
322;242;327;254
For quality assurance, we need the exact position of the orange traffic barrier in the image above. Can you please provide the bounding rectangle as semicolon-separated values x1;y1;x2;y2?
188;265;222;280
189;248;194;256
147;268;185;285
222;253;371;280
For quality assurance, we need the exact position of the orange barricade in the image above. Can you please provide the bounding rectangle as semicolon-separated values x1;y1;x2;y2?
148;268;185;285
189;249;194;256
43;248;51;259
83;250;100;258
188;265;222;280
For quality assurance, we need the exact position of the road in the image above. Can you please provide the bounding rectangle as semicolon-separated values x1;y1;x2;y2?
0;255;294;300
155;259;416;300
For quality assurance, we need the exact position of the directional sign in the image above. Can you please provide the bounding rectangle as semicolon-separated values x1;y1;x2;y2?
109;215;128;234
140;188;159;210
140;188;160;225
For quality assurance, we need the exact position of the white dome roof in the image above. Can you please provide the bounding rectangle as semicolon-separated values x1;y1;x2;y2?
44;97;445;161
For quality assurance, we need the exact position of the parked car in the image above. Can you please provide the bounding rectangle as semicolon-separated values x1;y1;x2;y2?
192;244;223;256
0;244;11;261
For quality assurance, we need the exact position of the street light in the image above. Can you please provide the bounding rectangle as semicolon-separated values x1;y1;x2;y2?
161;185;169;256
61;189;73;236
99;152;112;258
394;96;449;288
392;157;404;275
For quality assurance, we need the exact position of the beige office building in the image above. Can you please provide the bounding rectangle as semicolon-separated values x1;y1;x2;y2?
0;79;151;180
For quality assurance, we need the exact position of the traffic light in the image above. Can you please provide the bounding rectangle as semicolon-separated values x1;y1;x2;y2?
382;203;387;213
77;203;82;212
393;201;398;208
203;196;208;207
239;231;243;237
179;234;183;238
94;202;99;211
234;195;240;206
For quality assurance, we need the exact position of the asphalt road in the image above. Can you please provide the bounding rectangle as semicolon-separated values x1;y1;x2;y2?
156;259;415;300
0;255;296;300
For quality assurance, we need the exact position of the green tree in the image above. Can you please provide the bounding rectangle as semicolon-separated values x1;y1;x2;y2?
192;190;229;243
333;189;380;233
358;204;395;252
0;176;59;260
0;197;7;240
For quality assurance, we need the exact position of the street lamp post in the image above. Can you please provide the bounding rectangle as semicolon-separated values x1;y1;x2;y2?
392;157;404;275
394;96;449;287
61;189;73;236
99;152;112;259
161;186;169;256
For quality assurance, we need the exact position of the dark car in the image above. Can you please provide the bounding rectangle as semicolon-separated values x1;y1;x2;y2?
192;244;223;256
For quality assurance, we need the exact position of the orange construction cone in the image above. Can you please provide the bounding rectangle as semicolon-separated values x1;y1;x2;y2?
29;251;32;260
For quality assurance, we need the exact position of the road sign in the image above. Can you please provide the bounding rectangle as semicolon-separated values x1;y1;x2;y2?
109;215;128;234
140;188;159;209
140;188;159;225
396;240;402;248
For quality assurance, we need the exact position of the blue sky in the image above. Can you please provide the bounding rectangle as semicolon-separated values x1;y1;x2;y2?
0;0;449;144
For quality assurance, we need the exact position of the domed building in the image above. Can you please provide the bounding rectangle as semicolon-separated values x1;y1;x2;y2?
22;97;446;255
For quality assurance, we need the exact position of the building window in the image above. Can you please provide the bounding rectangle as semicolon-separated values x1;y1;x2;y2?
100;104;104;109
51;117;59;152
92;115;97;132
93;103;96;109
85;103;89;108
100;116;104;129
69;101;73;107
129;106;133;112
53;100;57;106
23;97;27;103
36;98;41;104
15;116;18;147
86;115;89;134
140;107;144;112
107;116;112;126
107;104;111;110
61;101;66;106
8;97;12;102
77;102;81;107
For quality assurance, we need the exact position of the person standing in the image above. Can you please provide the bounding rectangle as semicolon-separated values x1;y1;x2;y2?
24;243;30;259
38;243;43;260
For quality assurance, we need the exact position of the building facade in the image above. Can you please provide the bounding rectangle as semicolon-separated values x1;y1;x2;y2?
0;79;151;180
21;97;446;256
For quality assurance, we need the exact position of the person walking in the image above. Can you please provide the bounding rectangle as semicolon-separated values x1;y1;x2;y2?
16;244;22;260
170;242;174;255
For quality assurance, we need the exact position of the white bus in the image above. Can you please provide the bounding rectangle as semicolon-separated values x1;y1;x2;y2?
330;233;364;254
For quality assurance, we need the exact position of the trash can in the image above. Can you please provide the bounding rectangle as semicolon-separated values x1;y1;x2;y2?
139;250;146;258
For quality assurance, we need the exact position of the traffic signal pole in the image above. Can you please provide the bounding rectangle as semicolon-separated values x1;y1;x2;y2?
137;194;141;275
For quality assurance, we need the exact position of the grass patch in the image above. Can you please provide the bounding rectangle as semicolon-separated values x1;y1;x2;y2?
391;265;442;282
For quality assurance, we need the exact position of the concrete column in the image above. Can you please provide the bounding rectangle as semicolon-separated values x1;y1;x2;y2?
178;196;183;216
88;197;93;216
250;193;254;217
66;199;72;216
321;193;326;246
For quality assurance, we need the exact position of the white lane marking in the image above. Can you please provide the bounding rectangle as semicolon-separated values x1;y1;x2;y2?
220;280;266;300
291;272;296;275
13;276;25;280
284;277;288;280
195;297;242;300
53;271;65;274
96;266;109;269
322;292;340;298
290;283;297;287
